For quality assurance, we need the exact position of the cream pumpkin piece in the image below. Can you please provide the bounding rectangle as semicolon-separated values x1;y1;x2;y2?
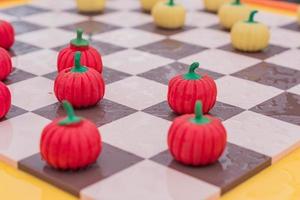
231;10;270;52
76;0;105;13
218;0;251;29
140;0;161;12
203;0;230;13
297;6;300;25
152;0;186;29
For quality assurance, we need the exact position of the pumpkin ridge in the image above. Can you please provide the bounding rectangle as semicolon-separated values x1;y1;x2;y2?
176;121;190;162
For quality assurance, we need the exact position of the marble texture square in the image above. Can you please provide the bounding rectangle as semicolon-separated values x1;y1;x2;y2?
94;11;152;27
11;21;46;35
281;22;300;32
8;77;57;111
232;62;300;90
179;49;261;74
14;49;57;75
30;0;76;10
151;143;271;193
215;76;282;109
255;11;295;27
9;41;41;57
61;21;121;35
266;49;300;71
288;84;300;95
16;28;74;49
251;92;300;126
186;11;219;27
142;101;178;121
224;111;300;162
105;76;167;110
0;113;50;167
33;99;137;127
90;40;125;56
209;102;245;121
23;12;87;27
171;28;230;48
138;62;224;85
3;68;36;85
101;112;171;158
102;67;131;84
19;143;143;196
137;39;207;60
105;0;140;10
0;105;28;122
103;49;173;75
134;23;196;36
81;160;220;200
0;13;17;22
269;28;300;48
93;28;165;48
0;5;49;17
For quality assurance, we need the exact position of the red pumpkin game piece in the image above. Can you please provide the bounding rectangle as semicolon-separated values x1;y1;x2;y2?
168;101;227;166
168;62;217;114
54;51;105;108
0;81;11;119
0;47;12;81
57;29;103;73
0;20;15;49
40;101;102;170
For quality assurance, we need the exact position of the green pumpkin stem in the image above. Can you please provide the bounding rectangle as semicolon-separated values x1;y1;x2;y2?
232;0;241;5
183;62;201;80
191;101;210;124
70;29;89;47
168;0;175;6
247;10;258;23
71;52;88;73
58;101;81;126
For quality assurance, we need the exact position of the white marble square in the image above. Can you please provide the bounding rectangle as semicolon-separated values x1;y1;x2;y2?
8;77;57;111
224;111;300;162
0;113;50;167
106;0;140;10
105;76;167;110
0;13;17;22
103;49;173;75
23;12;87;27
93;28;165;48
216;76;282;109
288;84;300;96
186;11;219;27
14;49;57;75
179;49;261;74
94;11;152;27
101;112;170;158
266;49;300;71
16;28;74;49
269;28;300;48
81;160;220;200
256;11;295;27
171;28;230;48
31;0;76;10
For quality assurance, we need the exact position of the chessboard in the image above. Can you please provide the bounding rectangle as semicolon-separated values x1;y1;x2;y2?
0;0;300;199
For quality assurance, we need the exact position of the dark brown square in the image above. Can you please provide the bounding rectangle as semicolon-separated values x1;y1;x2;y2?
64;7;117;16
209;102;244;121
0;105;28;122
60;21;121;35
232;62;300;90
18;143;143;196
32;99;137;127
0;5;49;17
151;143;271;193
142;101;178;121
11;21;46;35
136;39;207;60
3;68;36;85
9;41;41;57
102;67;131;84
134;22;196;36
90;40;125;56
208;24;228;32
43;71;57;81
281;22;300;32
138;62;224;85
251;92;300;126
219;44;289;60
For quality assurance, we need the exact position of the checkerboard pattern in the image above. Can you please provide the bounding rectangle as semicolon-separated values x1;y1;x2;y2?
1;0;300;199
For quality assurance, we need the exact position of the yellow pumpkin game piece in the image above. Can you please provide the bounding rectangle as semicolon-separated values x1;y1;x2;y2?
76;0;106;13
231;10;270;52
203;0;230;13
152;0;186;29
218;0;251;29
140;0;161;12
297;6;300;25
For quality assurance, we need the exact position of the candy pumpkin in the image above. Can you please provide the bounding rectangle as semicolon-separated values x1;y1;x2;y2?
76;0;106;13
168;101;227;166
152;0;186;29
231;10;270;52
297;6;300;25
0;47;12;81
0;81;11;119
54;51;105;108
40;101;102;170
203;0;230;13
57;29;103;73
168;62;217;114
218;0;251;29
140;0;161;12
0;20;14;49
